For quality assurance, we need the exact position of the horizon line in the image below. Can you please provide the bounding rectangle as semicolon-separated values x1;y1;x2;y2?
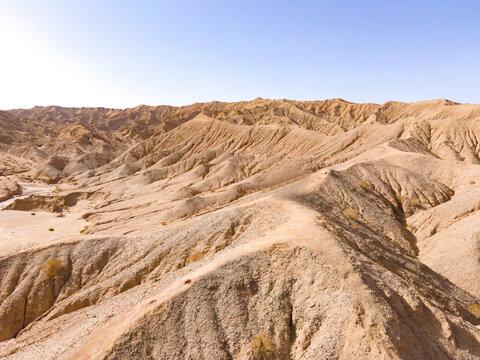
2;97;472;112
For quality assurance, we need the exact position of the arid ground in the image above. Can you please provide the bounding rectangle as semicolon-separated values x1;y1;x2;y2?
1;98;480;359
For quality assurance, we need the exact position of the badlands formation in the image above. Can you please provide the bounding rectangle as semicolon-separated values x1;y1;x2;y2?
1;98;480;359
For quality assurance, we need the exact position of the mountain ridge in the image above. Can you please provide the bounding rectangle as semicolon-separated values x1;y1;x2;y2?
1;98;480;359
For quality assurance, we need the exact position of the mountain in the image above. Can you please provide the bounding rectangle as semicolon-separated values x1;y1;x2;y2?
1;98;480;359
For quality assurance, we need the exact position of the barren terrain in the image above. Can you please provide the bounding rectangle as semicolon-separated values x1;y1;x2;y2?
1;98;480;359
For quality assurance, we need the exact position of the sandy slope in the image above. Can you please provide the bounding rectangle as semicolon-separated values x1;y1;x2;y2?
1;99;480;359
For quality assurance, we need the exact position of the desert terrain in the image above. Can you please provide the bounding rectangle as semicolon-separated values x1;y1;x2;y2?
1;98;480;359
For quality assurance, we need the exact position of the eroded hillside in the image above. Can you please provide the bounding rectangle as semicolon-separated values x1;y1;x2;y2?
1;99;480;359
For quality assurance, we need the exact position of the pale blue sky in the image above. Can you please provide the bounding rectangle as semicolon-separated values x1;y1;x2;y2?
1;0;479;108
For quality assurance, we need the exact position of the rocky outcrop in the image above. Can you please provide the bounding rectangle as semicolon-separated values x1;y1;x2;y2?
0;178;22;202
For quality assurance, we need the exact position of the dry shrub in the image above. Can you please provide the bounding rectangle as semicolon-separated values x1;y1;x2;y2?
410;198;421;208
236;187;253;198
470;180;476;185
160;221;167;225
355;180;369;191
251;333;277;360
177;251;206;269
186;251;205;265
343;208;359;220
224;223;235;240
396;193;406;203
41;258;63;278
215;242;228;252
468;303;480;319
468;304;480;319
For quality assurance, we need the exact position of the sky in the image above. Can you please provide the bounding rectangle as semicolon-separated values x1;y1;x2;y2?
0;0;479;109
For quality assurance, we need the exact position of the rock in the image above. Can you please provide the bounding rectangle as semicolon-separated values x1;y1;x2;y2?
0;178;22;202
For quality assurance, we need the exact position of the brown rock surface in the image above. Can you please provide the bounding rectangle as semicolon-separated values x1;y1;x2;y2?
1;99;480;359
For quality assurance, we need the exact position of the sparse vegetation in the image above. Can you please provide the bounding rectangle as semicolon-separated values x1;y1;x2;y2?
184;279;192;284
396;193;406;203
356;180;369;191
41;258;63;278
45;177;56;184
79;225;88;233
410;198;421;208
343;208;359;220
251;333;277;360
214;242;228;252
48;227;55;231
31;212;36;216
185;251;205;265
468;304;480;319
177;250;208;269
